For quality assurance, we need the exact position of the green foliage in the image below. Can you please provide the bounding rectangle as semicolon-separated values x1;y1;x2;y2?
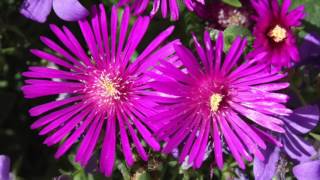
223;25;252;51
222;0;242;8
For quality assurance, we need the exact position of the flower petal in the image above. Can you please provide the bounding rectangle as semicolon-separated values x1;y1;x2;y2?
52;0;89;21
20;0;53;23
293;160;320;180
283;105;320;134
253;144;280;180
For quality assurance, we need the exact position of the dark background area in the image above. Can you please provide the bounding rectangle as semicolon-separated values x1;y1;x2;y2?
1;0;320;179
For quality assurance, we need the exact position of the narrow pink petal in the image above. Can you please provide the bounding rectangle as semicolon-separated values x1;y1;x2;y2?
40;36;83;68
30;103;81;129
110;6;118;62
162;114;196;153
117;6;130;61
201;31;213;75
218;116;245;169
228;110;267;149
161;0;168;18
62;26;92;66
80;113;105;166
221;36;242;74
117;111;134;166
168;0;179;20
39;103;86;135
131;116;160;151
75;113;101;165
99;4;111;64
30;49;74;70
188;118;207;164
43;106;91;146
78;20;99;64
230;102;285;133
55;110;96;159
212;117;223;169
126;116;148;161
179;115;202;163
174;44;202;78
192;33;208;71
100;112;116;176
194;118;211;168
29;96;82;116
214;32;224;75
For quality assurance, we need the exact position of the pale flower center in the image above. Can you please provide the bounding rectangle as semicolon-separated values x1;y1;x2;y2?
210;93;223;112
268;25;287;43
100;78;118;97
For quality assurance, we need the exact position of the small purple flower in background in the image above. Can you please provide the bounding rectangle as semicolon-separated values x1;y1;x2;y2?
248;0;305;68
118;0;201;21
193;1;251;30
149;31;291;169
254;105;319;180
293;160;320;180
20;0;89;23
300;33;320;60
22;4;178;176
298;33;320;68
0;155;10;180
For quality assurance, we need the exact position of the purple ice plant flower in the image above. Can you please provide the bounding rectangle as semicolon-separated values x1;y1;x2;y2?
21;4;178;176
20;0;89;23
254;105;319;180
148;31;291;169
248;0;305;68
118;0;202;21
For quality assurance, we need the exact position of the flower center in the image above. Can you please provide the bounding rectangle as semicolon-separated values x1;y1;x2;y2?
210;93;223;112
99;77;118;97
268;25;287;43
82;69;128;109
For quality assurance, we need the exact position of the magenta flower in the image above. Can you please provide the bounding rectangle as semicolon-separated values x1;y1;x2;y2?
22;4;177;176
248;0;305;68
20;0;89;23
254;105;319;180
149;31;291;169
118;0;201;21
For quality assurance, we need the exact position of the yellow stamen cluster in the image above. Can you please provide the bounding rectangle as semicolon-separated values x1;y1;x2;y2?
268;25;287;43
101;78;117;97
210;93;223;112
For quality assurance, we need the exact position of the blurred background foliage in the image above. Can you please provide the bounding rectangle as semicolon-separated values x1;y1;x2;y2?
0;0;319;179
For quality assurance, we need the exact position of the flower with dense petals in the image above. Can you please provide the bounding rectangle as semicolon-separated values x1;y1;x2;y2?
20;0;89;23
254;105;319;180
21;4;177;176
149;31;291;169
118;0;202;21
248;0;305;68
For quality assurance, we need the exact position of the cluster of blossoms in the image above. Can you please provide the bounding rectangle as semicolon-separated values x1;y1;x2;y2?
14;0;319;179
